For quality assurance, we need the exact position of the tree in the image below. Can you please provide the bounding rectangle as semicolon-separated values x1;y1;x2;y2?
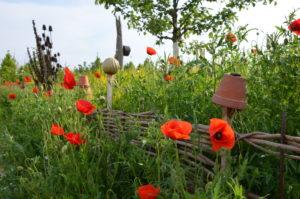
95;0;276;57
0;52;17;83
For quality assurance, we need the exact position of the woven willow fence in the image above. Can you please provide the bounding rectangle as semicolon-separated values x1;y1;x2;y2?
91;109;300;178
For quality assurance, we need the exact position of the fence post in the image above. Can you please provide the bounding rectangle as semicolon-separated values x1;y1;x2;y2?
279;111;287;199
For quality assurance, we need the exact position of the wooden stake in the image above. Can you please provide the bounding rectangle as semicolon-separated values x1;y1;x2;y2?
279;111;286;199
107;74;113;110
221;106;234;171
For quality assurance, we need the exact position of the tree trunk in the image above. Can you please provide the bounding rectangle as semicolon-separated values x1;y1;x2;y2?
114;16;123;69
172;41;179;57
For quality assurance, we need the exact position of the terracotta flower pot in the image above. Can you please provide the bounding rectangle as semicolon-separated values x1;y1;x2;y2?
212;73;247;110
78;76;90;88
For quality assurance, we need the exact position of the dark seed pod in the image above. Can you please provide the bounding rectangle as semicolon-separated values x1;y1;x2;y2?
38;37;42;42
54;54;57;57
42;24;46;30
57;53;60;56
41;45;45;50
49;26;53;32
49;43;53;49
42;33;45;38
46;36;50;43
51;57;57;62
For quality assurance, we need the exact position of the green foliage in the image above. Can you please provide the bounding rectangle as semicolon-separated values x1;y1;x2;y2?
95;0;276;45
0;52;17;83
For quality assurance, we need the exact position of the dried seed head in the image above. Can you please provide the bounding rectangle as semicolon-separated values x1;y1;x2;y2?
42;33;45;38
49;26;53;32
51;57;57;62
57;53;60;56
41;45;45;50
42;25;46;30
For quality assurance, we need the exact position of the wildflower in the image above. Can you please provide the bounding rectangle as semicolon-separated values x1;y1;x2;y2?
94;71;101;78
76;99;96;115
164;74;174;81
44;90;53;97
24;76;32;83
160;119;192;140
63;67;76;89
64;133;86;145
51;124;65;136
32;87;39;94
209;118;235;152
137;184;160;199
146;47;156;55
226;33;237;43
288;18;300;35
8;93;17;100
168;56;181;66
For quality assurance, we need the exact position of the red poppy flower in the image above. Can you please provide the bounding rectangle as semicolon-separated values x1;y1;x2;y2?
137;184;160;199
64;133;86;145
168;56;181;66
8;93;17;100
94;71;101;78
63;67;76;89
24;76;32;83
226;33;237;43
76;99;96;115
44;90;53;97
51;124;65;136
209;118;235;152
164;75;174;81
288;18;300;35
32;87;39;94
160;119;192;140
146;47;156;55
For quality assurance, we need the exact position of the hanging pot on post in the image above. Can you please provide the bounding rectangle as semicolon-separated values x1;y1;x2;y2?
212;73;247;171
123;45;131;56
103;57;120;110
212;73;247;110
78;75;90;89
78;75;93;99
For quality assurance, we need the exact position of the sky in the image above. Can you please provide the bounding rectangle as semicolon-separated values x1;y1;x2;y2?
0;0;299;68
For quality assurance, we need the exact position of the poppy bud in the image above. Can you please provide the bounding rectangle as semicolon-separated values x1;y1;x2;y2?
42;24;46;30
49;25;53;32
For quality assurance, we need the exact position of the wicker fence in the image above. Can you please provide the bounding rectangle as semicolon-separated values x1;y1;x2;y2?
90;109;300;176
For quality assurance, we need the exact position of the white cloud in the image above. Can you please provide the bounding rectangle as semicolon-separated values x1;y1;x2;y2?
0;0;299;68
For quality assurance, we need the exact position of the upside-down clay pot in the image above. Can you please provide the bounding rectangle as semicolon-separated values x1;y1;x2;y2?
123;45;131;56
78;76;90;88
212;73;247;110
